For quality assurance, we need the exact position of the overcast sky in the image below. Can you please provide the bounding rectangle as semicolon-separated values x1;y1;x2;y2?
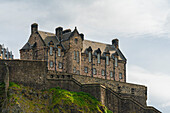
0;0;170;112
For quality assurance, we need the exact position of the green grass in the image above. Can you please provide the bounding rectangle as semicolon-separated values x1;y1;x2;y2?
6;82;113;113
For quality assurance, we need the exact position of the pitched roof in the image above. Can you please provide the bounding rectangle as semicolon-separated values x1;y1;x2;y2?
38;30;72;46
83;40;126;61
21;42;31;50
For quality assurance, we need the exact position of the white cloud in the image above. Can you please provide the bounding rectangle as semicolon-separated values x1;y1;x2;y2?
127;65;170;112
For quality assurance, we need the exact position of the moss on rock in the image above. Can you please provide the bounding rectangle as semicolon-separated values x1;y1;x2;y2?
4;82;112;113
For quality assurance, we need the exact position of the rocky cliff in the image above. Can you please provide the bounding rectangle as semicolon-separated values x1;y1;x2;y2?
0;82;112;113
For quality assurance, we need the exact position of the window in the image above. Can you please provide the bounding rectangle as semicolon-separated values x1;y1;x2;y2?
89;52;91;62
84;67;88;73
50;47;53;55
73;67;76;73
50;61;53;68
58;62;62;69
131;88;135;94
77;51;79;63
74;51;76;60
102;70;105;76
119;73;122;79
110;71;113;77
93;68;97;75
97;54;100;64
77;70;80;75
58;48;61;56
115;57;118;67
75;38;78;44
106;56;109;65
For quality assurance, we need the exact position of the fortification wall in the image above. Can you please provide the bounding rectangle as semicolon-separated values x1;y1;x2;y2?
0;59;47;89
46;73;160;113
0;60;160;113
72;74;147;105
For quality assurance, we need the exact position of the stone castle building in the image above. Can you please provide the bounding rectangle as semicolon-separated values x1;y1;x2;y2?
20;23;126;82
0;44;13;60
0;23;160;112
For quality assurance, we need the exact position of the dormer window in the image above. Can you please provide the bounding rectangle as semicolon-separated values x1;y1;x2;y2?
50;47;53;55
106;56;109;65
97;54;100;64
115;57;118;67
89;52;91;62
58;48;61;56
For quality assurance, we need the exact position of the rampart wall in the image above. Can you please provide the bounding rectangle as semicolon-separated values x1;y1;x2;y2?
0;59;47;89
0;60;161;113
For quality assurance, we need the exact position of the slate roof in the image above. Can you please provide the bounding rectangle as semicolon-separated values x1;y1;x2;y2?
83;40;126;61
21;42;31;50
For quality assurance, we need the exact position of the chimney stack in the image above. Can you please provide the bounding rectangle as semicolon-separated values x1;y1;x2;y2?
55;27;63;41
31;23;38;34
80;33;84;40
112;39;119;49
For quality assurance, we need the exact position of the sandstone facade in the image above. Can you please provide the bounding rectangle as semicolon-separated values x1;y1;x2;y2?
20;23;126;82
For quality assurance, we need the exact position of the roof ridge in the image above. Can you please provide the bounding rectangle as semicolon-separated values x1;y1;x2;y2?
84;39;111;46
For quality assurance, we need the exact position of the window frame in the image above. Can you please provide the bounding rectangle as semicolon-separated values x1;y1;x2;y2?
50;61;53;68
84;67;88;73
77;51;79;63
58;62;63;69
58;48;61;57
74;51;76;60
119;72;123;79
106;56;109;65
88;52;91;62
50;47;53;56
115;57;118;67
101;69;105;76
110;71;113;78
97;53;100;64
93;68;97;75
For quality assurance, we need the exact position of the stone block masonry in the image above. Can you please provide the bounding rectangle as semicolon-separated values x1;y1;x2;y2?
0;60;161;113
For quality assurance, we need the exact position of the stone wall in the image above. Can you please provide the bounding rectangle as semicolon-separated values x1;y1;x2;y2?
0;60;160;113
72;74;147;105
0;59;47;89
45;73;160;113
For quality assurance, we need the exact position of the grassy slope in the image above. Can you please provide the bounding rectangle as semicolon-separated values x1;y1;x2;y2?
6;82;112;113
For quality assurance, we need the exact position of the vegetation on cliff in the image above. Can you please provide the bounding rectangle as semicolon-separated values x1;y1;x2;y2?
1;82;112;113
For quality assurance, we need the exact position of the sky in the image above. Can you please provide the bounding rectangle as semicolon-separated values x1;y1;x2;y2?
0;0;170;112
